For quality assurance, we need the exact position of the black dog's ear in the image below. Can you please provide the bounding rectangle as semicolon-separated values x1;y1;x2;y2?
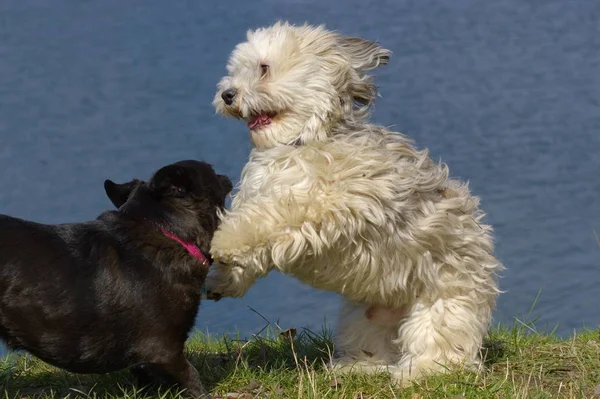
218;174;233;196
104;179;142;208
150;165;191;198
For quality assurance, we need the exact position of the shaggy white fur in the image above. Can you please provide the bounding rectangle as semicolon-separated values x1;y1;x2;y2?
207;21;504;385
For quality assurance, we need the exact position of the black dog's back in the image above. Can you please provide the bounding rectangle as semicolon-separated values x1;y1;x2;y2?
0;212;205;374
0;213;144;371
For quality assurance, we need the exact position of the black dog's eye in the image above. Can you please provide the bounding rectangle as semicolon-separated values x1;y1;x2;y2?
260;63;269;77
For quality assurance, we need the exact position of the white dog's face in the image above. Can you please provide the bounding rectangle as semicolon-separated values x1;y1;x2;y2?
213;21;391;149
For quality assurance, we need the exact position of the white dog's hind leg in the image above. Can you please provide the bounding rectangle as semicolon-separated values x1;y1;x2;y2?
331;300;401;374
389;297;488;385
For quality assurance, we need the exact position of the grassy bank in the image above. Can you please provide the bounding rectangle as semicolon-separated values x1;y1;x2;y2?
1;324;599;399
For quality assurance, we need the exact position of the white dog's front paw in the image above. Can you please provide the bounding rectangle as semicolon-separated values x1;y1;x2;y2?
205;264;252;300
204;276;225;301
210;228;250;266
204;267;234;300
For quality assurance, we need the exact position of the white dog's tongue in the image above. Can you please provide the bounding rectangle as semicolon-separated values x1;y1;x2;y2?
248;113;272;130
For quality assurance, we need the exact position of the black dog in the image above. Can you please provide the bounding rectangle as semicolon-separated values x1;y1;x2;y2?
0;160;232;398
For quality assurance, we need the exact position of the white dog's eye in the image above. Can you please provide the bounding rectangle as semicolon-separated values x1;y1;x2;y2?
260;63;269;77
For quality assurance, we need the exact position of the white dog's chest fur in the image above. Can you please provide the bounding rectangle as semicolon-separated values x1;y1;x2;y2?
221;128;498;308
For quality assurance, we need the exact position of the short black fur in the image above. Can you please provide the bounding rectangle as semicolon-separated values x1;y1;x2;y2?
0;160;232;398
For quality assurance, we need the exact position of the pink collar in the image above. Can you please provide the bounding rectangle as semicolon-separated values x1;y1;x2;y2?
160;227;209;266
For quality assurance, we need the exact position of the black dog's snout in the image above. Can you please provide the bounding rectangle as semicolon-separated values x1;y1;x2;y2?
221;88;237;105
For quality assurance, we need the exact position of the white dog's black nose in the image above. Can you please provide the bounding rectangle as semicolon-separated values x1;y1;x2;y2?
221;88;237;105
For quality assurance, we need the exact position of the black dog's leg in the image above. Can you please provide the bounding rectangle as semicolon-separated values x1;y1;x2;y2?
152;355;209;398
131;364;162;390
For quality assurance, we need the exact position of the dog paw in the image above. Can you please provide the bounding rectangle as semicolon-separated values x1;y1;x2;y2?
209;249;234;266
205;264;251;299
210;229;247;265
204;268;233;300
205;291;222;302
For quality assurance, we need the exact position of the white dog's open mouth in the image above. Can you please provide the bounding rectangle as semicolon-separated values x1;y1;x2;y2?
247;111;277;130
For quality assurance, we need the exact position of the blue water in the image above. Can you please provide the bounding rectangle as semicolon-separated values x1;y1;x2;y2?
0;0;598;346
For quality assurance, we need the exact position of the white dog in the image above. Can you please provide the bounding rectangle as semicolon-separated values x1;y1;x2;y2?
207;21;503;384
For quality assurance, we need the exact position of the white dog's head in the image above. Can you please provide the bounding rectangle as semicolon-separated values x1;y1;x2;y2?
213;21;391;149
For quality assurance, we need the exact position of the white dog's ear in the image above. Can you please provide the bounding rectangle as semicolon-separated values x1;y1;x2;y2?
334;36;390;107
336;36;391;72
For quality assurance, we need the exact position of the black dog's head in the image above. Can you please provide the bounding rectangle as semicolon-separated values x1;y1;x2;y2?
104;160;233;247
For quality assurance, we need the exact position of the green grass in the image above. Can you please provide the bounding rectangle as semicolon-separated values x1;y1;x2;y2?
0;322;599;399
